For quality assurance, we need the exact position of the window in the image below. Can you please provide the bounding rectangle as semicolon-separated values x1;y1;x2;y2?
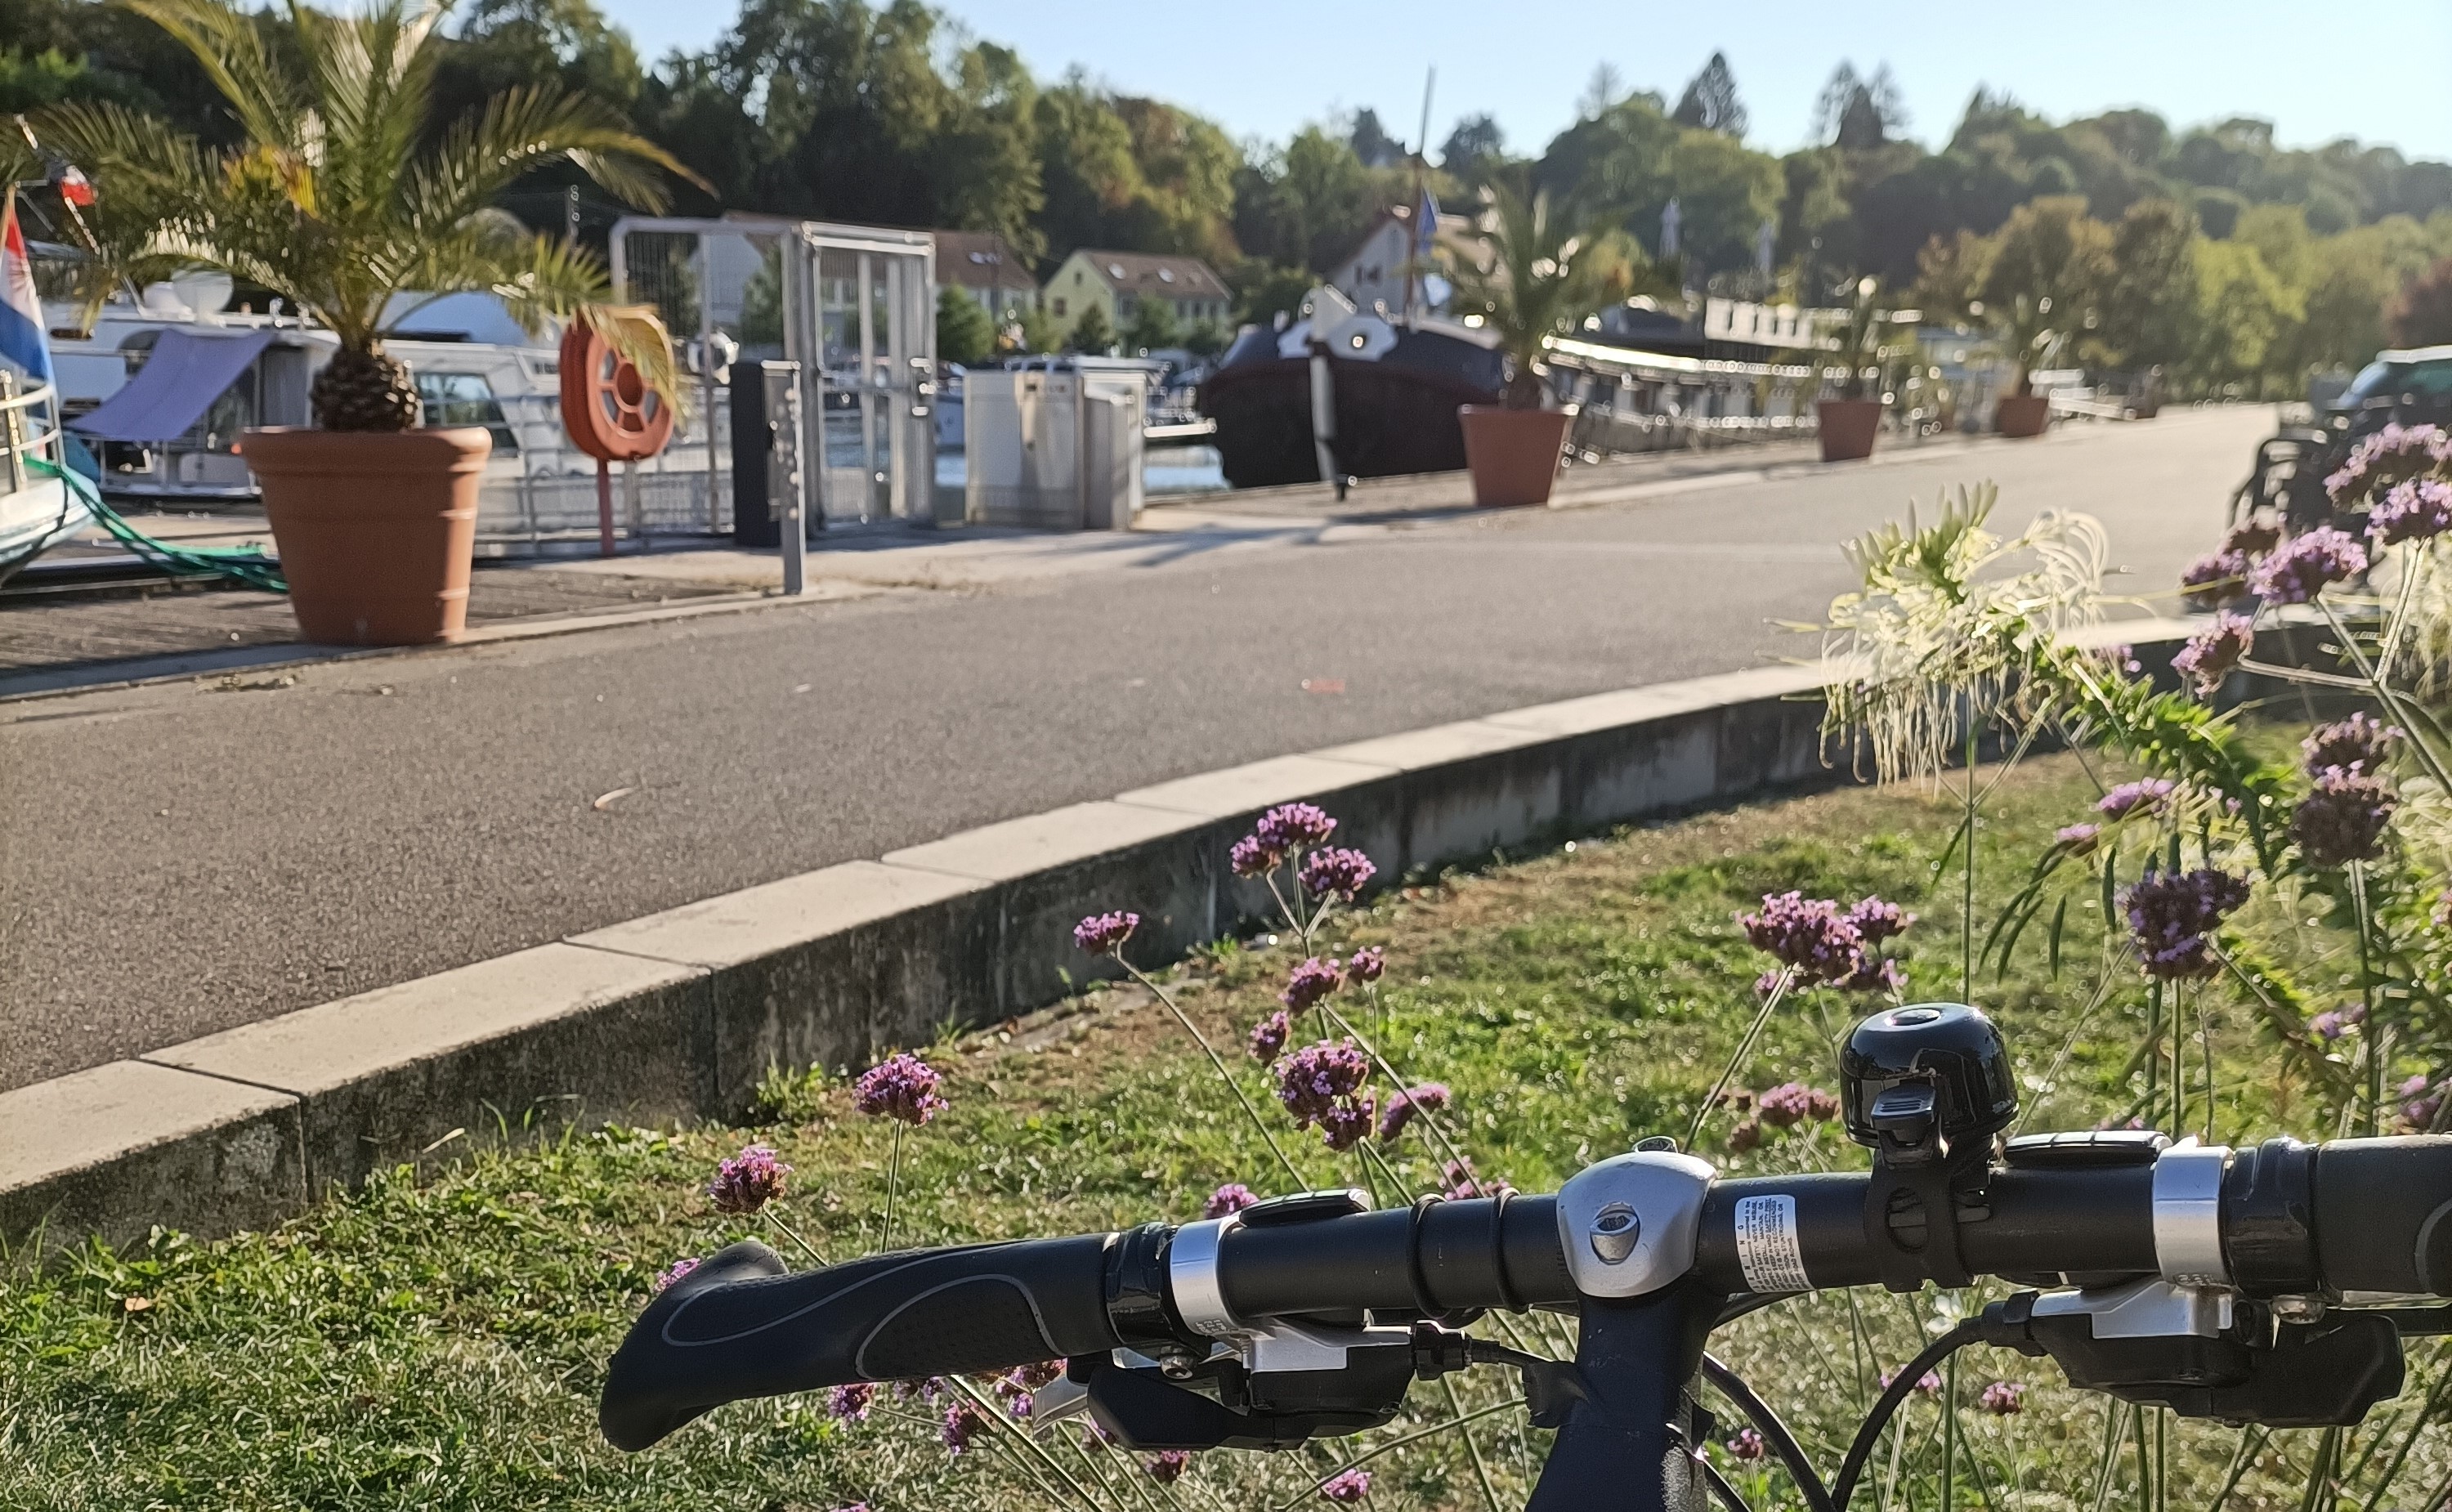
1053;297;1067;317
414;370;517;454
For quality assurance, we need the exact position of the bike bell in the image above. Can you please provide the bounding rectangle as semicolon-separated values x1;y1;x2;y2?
1840;1003;2018;1161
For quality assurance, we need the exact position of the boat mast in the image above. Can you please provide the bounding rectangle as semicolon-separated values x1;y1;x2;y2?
1401;67;1434;328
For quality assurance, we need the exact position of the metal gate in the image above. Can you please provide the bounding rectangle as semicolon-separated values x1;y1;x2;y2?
777;222;937;530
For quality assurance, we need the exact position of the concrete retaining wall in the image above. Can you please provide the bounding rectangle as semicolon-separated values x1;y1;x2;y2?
1;624;2204;1253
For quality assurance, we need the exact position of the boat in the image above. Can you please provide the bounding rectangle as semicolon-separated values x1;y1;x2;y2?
1197;285;1503;488
0;379;91;579
40;277;736;544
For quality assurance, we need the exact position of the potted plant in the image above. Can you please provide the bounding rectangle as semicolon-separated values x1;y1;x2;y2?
1449;181;1636;507
1815;275;1896;462
69;0;691;644
1990;293;2065;438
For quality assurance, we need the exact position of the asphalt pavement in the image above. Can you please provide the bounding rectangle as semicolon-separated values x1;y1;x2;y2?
0;408;2271;1090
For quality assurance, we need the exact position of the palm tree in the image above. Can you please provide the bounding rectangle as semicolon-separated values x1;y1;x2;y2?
50;0;696;430
1448;178;1651;409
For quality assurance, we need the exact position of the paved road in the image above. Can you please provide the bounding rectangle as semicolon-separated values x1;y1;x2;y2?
0;409;2269;1089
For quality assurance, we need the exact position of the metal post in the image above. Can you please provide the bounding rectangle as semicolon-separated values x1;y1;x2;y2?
595;457;615;557
776;231;812;593
696;235;721;533
856;250;878;521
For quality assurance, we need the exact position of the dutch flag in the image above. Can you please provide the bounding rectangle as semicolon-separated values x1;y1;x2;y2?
1;190;55;391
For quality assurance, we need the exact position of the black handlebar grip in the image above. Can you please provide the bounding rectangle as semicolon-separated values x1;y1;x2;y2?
2315;1137;2452;1295
600;1232;1123;1451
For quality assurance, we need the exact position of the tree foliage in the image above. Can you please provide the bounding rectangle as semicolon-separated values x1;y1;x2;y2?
2387;257;2452;348
1671;51;1745;138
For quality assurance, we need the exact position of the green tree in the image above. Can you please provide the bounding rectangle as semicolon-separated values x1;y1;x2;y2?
1670;51;1746;137
1067;302;1114;354
1181;317;1228;356
2189;239;2298;392
2388;257;2452;348
1227;258;1312;325
1015;302;1063;354
1979;196;2115;392
936;287;994;366
2101;199;2199;370
68;0;691;429
1121;296;1179;354
1450;178;1644;407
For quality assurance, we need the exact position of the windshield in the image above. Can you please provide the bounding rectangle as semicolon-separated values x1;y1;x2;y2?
2339;360;2401;406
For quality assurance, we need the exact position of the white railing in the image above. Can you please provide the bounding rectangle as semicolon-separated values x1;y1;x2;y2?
0;371;65;495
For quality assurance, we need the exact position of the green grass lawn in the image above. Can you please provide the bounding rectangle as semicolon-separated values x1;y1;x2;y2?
2;753;2436;1511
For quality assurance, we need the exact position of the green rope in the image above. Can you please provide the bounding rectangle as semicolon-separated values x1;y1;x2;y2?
26;454;287;593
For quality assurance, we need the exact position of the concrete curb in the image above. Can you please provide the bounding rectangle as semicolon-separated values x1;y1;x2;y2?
0;618;2208;1252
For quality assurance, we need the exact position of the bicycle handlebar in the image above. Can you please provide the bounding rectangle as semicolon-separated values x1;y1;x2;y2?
602;1135;2452;1455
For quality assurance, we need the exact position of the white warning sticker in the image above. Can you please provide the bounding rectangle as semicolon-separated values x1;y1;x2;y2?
1733;1195;1810;1293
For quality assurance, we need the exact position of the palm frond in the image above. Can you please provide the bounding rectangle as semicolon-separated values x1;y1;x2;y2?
298;0;441;226
115;0;309;159
409;85;695;234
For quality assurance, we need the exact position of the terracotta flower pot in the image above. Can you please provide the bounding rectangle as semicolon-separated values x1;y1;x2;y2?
243;427;491;646
1816;398;1884;462
1459;405;1574;508
1995;393;2052;438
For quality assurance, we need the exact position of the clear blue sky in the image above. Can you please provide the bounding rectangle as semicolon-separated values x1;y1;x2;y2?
597;0;2452;165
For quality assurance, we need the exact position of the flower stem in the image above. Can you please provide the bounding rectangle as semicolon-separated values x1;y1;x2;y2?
761;1208;829;1268
1122;960;1309;1190
1687;967;1797;1150
884;1121;903;1251
1963;717;1980;999
950;1376;1106;1511
2350;861;2382;1138
1264;1396;1524;1512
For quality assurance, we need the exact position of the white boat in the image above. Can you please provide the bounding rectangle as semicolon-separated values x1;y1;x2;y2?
44;279;736;544
0;378;93;578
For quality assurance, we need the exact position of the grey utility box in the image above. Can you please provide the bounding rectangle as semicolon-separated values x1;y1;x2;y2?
963;367;1143;530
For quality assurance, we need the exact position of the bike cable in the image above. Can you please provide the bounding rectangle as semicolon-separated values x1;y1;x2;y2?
1828;1318;1989;1512
1702;1353;1837;1512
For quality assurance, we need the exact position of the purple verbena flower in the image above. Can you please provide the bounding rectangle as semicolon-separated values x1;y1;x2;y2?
1738;892;1864;982
2097;779;2175;821
2328;423;2450;503
1321;1468;1373;1503
2304;714;2401;779
1376;1083;1451;1143
1246;1009;1292;1062
2096;643;2143;678
1847;897;1916;946
942;1398;991;1455
1273;1040;1372;1129
1318;1098;1377;1152
708;1143;791;1214
893;1376;946;1402
1281;956;1345;1010
1203;1182;1259;1219
2172;611;2253;695
2293;770;2396;868
2055;822;2102;854
1300;847;1378;902
1757;1081;1839;1128
828;1381;875;1422
1836;955;1905;995
2437;888;2452;932
1073;910;1139;955
653;1256;700;1293
1348;946;1385;982
1727;1117;1763;1152
1726;1428;1767;1461
1881;1367;1944;1395
2310;1009;2351;1041
1258;802;1338;852
1980;1380;2025;1415
1229;834;1276;877
854;1053;948;1126
1148;1450;1192;1483
2123;867;2253;980
2251;527;2367;604
2370;478;2452;547
2181;549;2248;610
